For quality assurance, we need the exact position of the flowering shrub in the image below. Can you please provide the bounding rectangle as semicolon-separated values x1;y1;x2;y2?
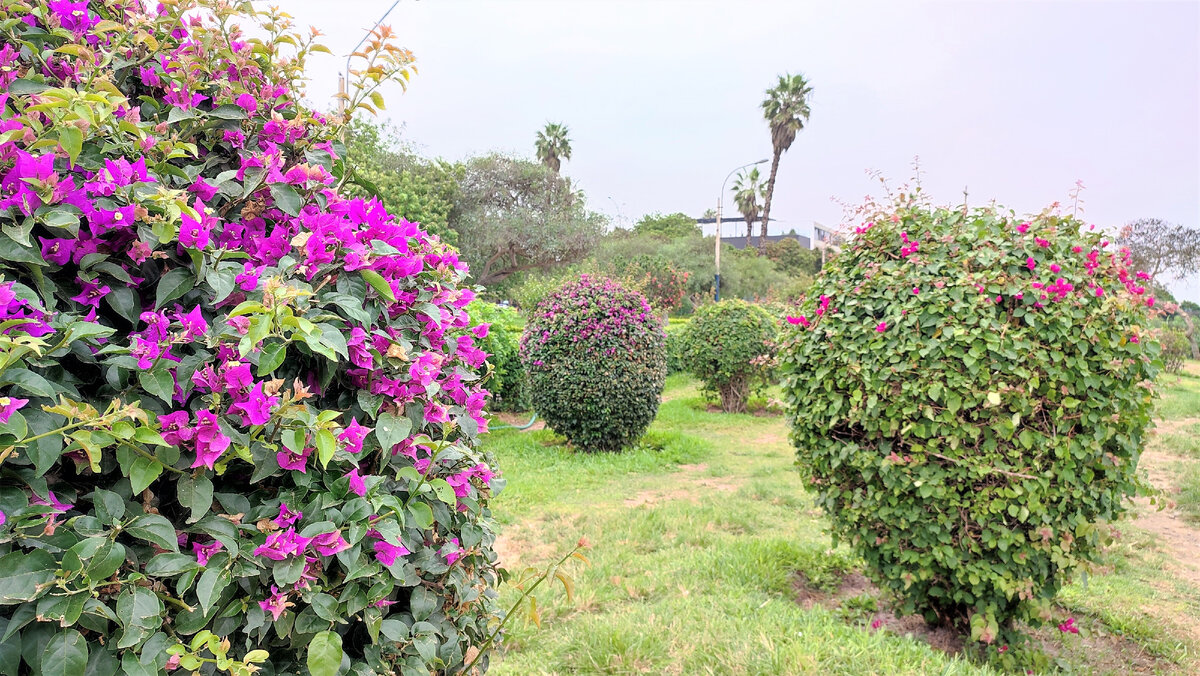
467;300;528;411
0;2;502;674
665;320;687;375
678;300;777;413
780;200;1158;645
520;275;666;451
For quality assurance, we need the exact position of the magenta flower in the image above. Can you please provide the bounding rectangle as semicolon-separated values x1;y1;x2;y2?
1036;237;1050;248
0;396;28;423
1016;222;1030;233
274;503;302;528
70;279;110;307
221;363;253;393
235;92;258;115
1026;257;1036;271
253;528;311;560
875;322;887;333
785;315;810;327
226;316;250;335
338;417;370;454
235;262;260;292
1058;617;1079;634
229;381;278;425
345;467;367;497
311;530;349;556
158;410;194;446
444;537;465;565
0;510;5;526
175;305;208;341
31;491;73;515
178;206;212;249
1049;263;1061;273
276;446;311;472
190;410;231;469
373;539;410;566
193;540;223;565
259;585;290;621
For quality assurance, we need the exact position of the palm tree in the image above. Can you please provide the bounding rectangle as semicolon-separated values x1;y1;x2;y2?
759;73;813;248
732;167;765;242
535;122;572;173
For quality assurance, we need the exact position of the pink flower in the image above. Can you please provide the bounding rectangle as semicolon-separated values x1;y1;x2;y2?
253;528;311;560
338;417;370;454
345;467;367;497
226;316;250;334
870;618;882;630
1017;222;1030;233
1036;237;1050;248
912;287;920;295
0;396;28;423
1130;334;1139;344
31;491;72;514
191;410;231;469
785;315;810;327
1058;617;1079;634
311;530;350;556
1049;264;1061;273
1147;297;1156;308
274;502;302;528
259;585;290;621
192;540;223;565
175;305;208;341
444;537;465;565
1026;257;1037;271
373;539;410;566
229;381;278;425
875;322;887;333
276;446;311;472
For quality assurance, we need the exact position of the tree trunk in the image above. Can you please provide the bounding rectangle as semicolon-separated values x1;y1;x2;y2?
1183;313;1200;360
759;147;783;249
745;217;753;241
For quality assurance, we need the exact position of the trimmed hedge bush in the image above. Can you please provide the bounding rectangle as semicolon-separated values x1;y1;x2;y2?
468;300;528;411
519;275;666;451
679;300;777;412
0;3;501;674
780;203;1158;646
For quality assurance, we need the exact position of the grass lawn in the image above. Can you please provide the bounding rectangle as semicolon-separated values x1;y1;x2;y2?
483;368;1200;675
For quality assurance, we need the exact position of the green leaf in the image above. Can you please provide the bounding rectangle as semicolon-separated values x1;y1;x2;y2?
315;429;336;469
115;587;162;649
316;323;349;360
306;631;343;676
40;628;88;676
257;341;287;376
124;514;179;552
195;565;230;617
104;286;140;324
137;366;174;402
154;268;194;309
986;392;1001;406
269;183;302;216
0;368;56;397
176;474;213;524
374;412;412;453
0;550;56;603
409;586;437;621
407;502;434;530
58;126;83;166
143;554;200;577
428;478;456;506
359;269;395;302
209;104;248;120
128;456;164;494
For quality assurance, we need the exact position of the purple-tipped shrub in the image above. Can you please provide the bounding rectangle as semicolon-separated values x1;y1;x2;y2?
520;275;666;451
0;2;502;673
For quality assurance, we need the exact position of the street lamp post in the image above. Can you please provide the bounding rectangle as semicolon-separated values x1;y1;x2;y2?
715;159;769;301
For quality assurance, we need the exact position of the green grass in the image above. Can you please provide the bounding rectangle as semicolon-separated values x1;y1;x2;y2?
484;369;1200;675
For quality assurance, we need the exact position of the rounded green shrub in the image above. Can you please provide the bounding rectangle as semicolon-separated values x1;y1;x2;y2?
679;300;777;412
665;320;687;375
780;202;1158;645
1157;326;1189;374
0;2;501;673
519;275;666;451
468;300;529;410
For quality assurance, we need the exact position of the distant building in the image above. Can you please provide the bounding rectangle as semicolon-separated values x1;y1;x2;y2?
693;217;811;249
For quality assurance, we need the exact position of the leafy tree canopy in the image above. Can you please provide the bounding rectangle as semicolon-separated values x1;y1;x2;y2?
1116;217;1200;280
633;212;700;239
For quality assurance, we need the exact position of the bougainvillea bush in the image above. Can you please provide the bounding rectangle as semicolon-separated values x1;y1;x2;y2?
467;300;527;411
678;300;777;413
520;275;666;451
0;2;503;674
780;197;1159;647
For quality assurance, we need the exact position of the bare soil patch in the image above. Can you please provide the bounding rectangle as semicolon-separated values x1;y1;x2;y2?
623;463;741;507
493;521;556;569
490;411;545;431
1131;450;1200;590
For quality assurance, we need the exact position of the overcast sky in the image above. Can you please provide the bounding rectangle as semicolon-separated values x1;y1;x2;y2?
281;0;1200;302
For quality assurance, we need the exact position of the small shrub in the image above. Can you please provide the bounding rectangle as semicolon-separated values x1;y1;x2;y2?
519;275;666;451
468;300;529;410
679;300;777;412
1158;327;1189;374
665;321;687;375
781;201;1158;645
0;3;500;673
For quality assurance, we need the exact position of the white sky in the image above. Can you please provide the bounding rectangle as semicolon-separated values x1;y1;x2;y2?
279;0;1200;302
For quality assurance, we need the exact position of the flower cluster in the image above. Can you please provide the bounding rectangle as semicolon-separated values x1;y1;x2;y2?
0;2;500;673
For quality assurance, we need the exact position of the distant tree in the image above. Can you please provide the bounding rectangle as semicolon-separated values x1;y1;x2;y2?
451;154;604;286
732;167;765;241
1116;218;1200;279
763;236;820;276
535;122;572;173
759;72;813;249
343;119;461;243
633;212;699;239
1182;300;1200;319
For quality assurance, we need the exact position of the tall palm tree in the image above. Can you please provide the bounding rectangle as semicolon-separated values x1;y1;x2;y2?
732;167;765;242
535;122;572;173
759;73;813;248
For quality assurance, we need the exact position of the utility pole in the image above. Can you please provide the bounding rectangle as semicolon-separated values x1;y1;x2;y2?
340;0;403;118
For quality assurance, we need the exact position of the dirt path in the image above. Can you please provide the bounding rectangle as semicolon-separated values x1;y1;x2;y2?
1131;449;1200;588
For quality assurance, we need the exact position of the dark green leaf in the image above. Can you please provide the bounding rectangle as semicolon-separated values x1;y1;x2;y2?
306;631;343;676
